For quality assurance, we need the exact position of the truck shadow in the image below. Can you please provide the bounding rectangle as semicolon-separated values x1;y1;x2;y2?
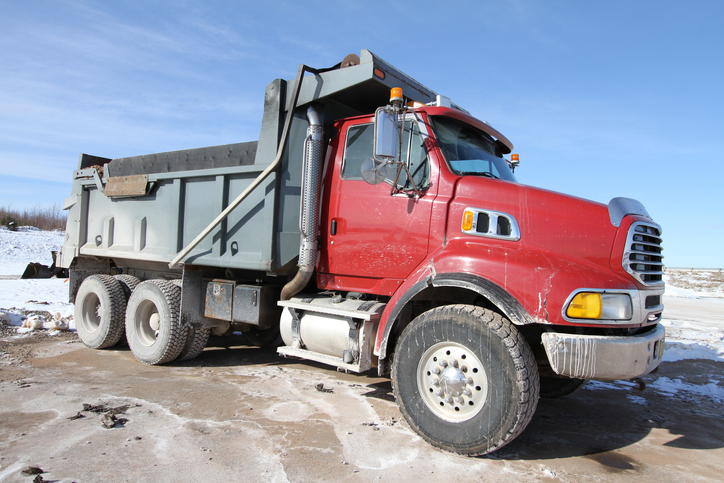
491;361;724;462
174;335;400;402
172;341;723;463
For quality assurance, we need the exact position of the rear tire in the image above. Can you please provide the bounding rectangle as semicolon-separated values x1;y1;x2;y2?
113;274;141;299
177;326;211;361
242;325;281;348
74;275;126;349
391;305;539;455
112;274;141;343
125;280;187;365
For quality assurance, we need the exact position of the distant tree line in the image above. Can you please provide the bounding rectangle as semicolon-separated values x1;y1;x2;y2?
0;204;66;231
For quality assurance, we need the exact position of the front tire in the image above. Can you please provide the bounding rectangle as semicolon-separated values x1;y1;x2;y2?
74;275;126;349
125;280;187;365
391;305;539;455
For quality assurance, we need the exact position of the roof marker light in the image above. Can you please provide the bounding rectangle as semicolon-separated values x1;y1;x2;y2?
390;87;403;103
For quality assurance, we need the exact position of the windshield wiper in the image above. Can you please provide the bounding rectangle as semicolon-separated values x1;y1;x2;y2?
458;171;499;179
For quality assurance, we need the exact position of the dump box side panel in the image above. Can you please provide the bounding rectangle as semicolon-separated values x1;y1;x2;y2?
73;162;277;272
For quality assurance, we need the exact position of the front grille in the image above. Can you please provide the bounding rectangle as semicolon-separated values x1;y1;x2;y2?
623;222;664;285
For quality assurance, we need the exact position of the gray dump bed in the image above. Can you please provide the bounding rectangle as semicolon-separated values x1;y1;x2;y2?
59;50;447;274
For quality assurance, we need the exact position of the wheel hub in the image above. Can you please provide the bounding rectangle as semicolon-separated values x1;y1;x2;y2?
440;365;467;397
149;313;161;332
417;342;488;422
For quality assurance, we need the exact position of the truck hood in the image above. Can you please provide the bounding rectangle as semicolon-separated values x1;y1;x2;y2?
451;177;628;286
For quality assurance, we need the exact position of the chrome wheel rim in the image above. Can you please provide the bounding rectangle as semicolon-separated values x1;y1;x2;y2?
417;342;488;422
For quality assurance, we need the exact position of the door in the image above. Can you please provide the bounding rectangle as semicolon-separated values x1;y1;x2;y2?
318;117;437;295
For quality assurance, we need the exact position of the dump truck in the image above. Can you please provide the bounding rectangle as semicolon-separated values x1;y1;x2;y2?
59;50;666;455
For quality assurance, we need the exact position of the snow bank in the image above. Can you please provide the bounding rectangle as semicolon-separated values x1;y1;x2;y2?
664;270;724;298
660;319;724;362
0;226;65;276
0;227;73;332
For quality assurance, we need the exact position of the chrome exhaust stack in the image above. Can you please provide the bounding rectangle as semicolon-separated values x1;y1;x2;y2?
281;106;324;300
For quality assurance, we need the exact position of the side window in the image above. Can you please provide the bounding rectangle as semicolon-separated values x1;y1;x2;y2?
341;124;373;179
341;121;429;190
397;121;429;190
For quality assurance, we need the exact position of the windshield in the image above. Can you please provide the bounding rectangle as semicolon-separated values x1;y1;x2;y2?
430;116;517;182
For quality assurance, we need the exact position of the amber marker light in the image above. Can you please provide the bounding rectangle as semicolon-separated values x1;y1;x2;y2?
462;210;475;231
390;87;403;103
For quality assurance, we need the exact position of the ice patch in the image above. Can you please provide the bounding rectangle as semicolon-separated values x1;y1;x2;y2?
626;394;648;405
584;380;639;391
650;377;724;403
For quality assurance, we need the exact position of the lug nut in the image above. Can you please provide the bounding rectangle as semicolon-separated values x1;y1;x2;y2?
455;396;464;404
435;390;444;397
432;367;441;375
432;378;440;387
450;359;458;368
439;360;448;368
444;396;453;404
461;365;468;373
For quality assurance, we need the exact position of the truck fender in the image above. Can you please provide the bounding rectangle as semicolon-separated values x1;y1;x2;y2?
376;272;535;371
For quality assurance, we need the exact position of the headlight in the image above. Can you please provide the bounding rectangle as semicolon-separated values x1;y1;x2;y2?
566;292;632;320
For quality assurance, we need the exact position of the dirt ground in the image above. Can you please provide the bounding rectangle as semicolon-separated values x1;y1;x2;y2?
0;320;722;482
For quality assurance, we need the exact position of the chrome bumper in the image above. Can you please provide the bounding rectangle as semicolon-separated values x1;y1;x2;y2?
541;324;665;380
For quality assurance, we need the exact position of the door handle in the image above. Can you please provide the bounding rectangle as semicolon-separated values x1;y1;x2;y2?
331;219;337;236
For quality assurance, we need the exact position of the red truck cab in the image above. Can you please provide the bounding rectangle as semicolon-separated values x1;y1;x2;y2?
309;100;665;453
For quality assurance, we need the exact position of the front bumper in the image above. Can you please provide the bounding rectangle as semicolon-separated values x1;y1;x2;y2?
541;324;665;380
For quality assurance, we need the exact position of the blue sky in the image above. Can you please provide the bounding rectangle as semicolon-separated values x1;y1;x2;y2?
1;0;722;268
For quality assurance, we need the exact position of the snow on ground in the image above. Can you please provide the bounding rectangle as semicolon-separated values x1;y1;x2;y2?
586;377;724;404
0;226;74;332
661;319;724;363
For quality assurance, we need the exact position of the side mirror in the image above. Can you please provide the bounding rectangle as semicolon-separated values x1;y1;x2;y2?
360;158;388;185
373;107;399;161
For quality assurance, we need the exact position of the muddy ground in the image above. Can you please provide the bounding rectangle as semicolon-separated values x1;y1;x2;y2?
0;322;722;482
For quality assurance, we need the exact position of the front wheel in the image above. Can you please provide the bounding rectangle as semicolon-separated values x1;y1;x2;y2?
391;305;539;455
